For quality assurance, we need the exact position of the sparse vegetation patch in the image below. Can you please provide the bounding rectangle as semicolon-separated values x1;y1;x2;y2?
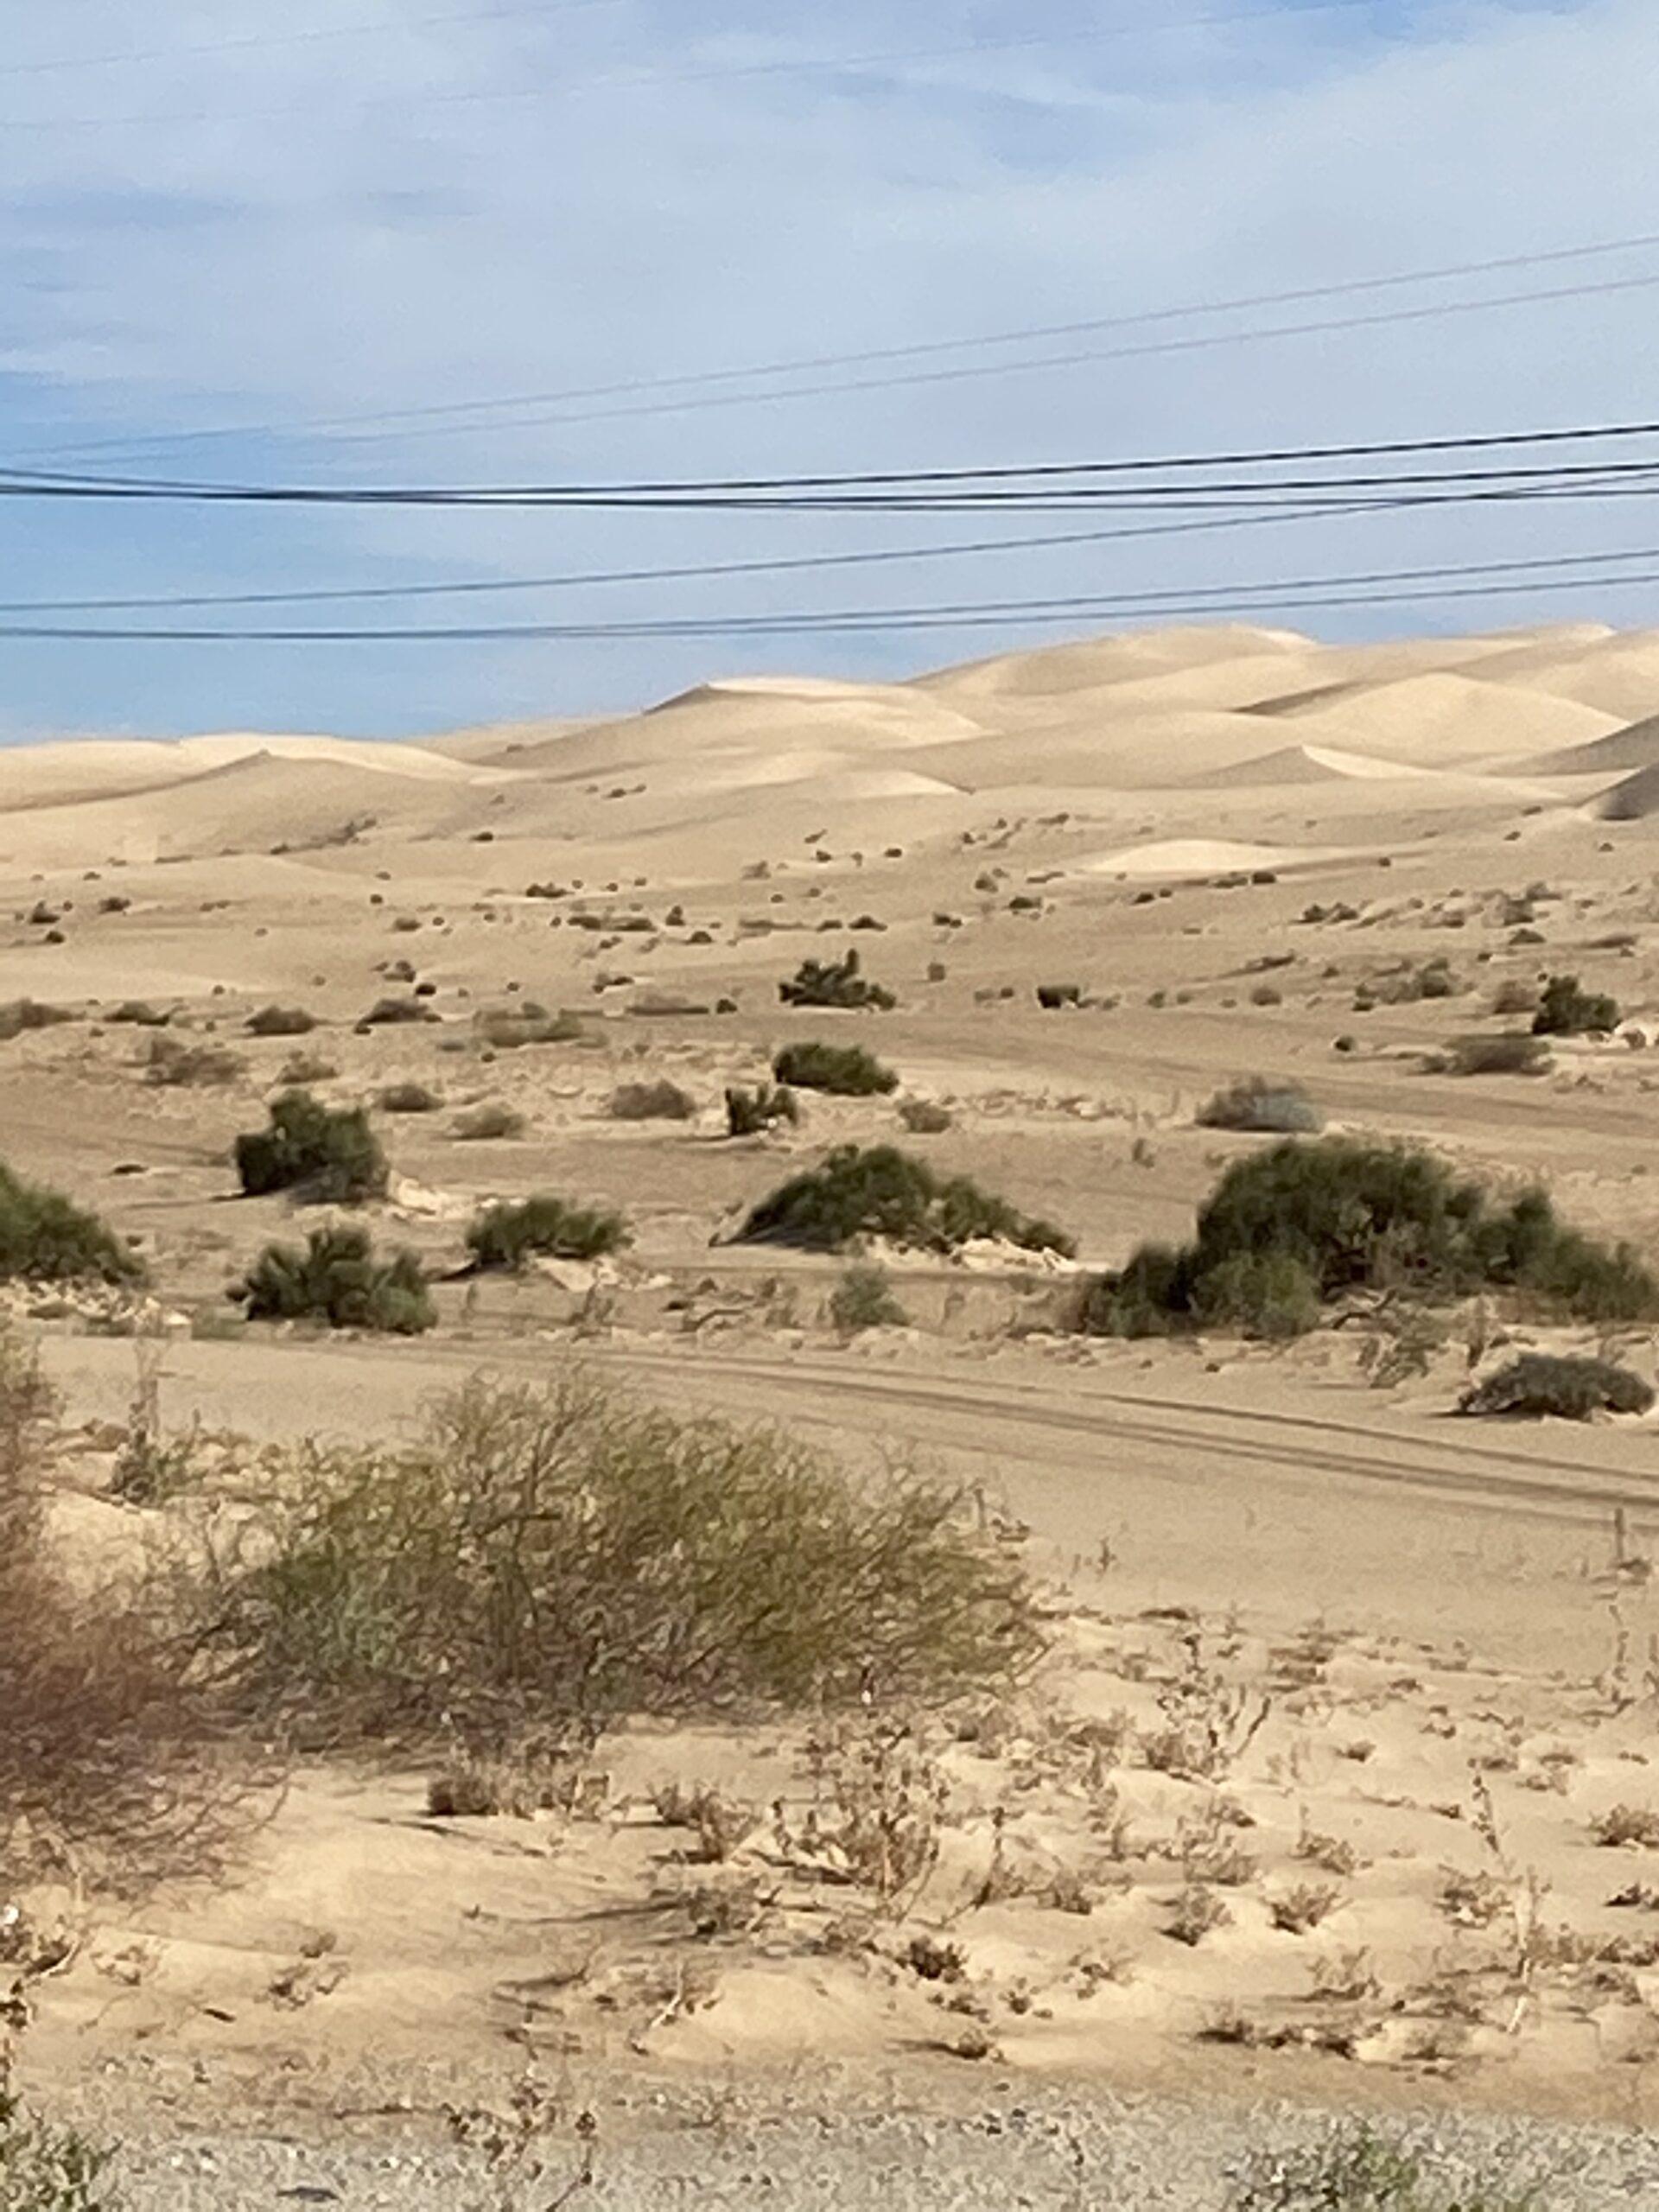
234;1090;388;1204
773;1041;898;1097
238;1225;435;1334
0;1160;143;1286
741;1144;1074;1258
1459;1353;1653;1421
467;1195;630;1268
779;950;896;1011
1197;1076;1323;1135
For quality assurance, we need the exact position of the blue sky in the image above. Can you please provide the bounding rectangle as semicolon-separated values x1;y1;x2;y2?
2;0;1657;738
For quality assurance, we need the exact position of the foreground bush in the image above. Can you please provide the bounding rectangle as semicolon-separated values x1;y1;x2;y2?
1078;1137;1659;1340
1459;1353;1654;1421
0;1161;143;1287
1197;1076;1323;1135
238;1225;435;1333
779;950;896;1011
773;1041;898;1096
184;1373;1040;1746
830;1262;909;1333
467;1195;629;1268
1231;2123;1541;2211
0;2072;111;2212
741;1144;1075;1257
726;1084;799;1136
1533;972;1619;1036
234;1090;388;1204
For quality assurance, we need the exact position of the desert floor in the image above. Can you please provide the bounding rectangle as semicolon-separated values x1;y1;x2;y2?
10;620;1659;2170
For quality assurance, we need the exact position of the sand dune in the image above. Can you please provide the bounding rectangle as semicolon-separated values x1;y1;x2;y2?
1463;627;1659;722
1248;669;1623;766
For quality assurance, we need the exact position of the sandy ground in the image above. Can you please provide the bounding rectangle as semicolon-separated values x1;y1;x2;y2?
10;620;1659;2164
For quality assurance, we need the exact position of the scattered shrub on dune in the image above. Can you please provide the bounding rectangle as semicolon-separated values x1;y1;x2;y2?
245;1004;317;1038
451;1102;526;1141
1197;1076;1324;1135
830;1262;910;1334
238;1224;434;1333
1231;2125;1542;2212
609;1078;696;1122
1491;979;1539;1018
181;1370;1040;1748
378;1081;442;1114
474;1006;585;1051
0;1160;143;1286
106;998;171;1027
1077;1137;1659;1342
280;1050;339;1086
741;1143;1074;1258
772;1040;898;1097
143;1033;245;1087
1432;1033;1552;1077
725;1084;799;1137
1459;1352;1654;1421
234;1090;388;1204
359;995;436;1029
467;1195;630;1268
779;950;897;1011
898;1098;953;1135
1532;973;1620;1037
0;999;76;1042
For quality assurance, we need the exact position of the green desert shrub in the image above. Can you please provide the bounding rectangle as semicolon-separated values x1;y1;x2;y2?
1077;1137;1659;1341
238;1224;434;1333
725;1084;799;1137
779;950;896;1011
898;1098;953;1135
1459;1353;1654;1421
1230;2123;1543;2212
466;1195;630;1268
233;1090;388;1204
609;1078;696;1122
245;1004;317;1037
180;1371;1040;1747
473;1006;585;1050
0;2069;112;2212
0;1162;143;1287
378;1081;442;1114
830;1262;910;1334
1196;1076;1324;1135
772;1041;898;1097
1433;1032;1552;1077
451;1102;526;1141
143;1033;245;1087
741;1144;1074;1258
1532;973;1620;1036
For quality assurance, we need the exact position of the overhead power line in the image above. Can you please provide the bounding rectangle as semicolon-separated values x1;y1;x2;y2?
4;544;1658;642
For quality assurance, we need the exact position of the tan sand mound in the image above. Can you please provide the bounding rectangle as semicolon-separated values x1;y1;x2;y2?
911;624;1311;705
1259;670;1621;766
1465;628;1659;722
901;711;1297;792
1589;758;1659;820
1076;835;1350;877
1511;710;1659;779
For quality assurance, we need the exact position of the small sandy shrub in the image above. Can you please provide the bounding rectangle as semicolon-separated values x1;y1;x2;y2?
773;1041;898;1097
1166;1883;1230;1946
1459;1353;1653;1421
1592;1805;1659;1848
1434;1033;1551;1077
279;1051;339;1085
1197;1076;1323;1135
1231;2126;1543;2212
0;1162;143;1286
779;950;896;1010
143;1033;244;1087
609;1079;696;1122
474;1007;585;1050
359;995;436;1028
467;1196;629;1268
452;1103;526;1141
1491;979;1539;1017
245;1005;317;1037
238;1225;434;1333
0;999;76;1042
725;1084;799;1137
106;999;170;1027
378;1081;442;1114
898;1099;952;1135
0;2074;112;2212
1036;982;1083;1010
741;1144;1074;1257
830;1262;909;1334
1269;1882;1343;1934
1533;973;1620;1036
234;1090;387;1204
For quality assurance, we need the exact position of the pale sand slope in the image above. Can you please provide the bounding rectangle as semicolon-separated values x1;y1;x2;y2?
8;620;1659;2140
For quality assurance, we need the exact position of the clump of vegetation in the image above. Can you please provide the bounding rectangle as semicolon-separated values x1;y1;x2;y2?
245;1004;317;1037
359;995;436;1028
1532;973;1620;1036
467;1196;630;1268
0;998;76;1042
779;950;896;1011
0;1161;143;1286
1036;982;1084;1010
1077;1137;1659;1342
238;1225;434;1334
378;1081;442;1113
105;999;170;1027
233;1090;388;1204
1230;2124;1545;2212
898;1098;953;1135
1432;1033;1552;1077
0;2068;113;2212
1197;1076;1324;1135
773;1041;899;1097
451;1103;526;1141
280;1051;339;1086
741;1144;1075;1258
726;1084;799;1137
1459;1353;1653;1421
830;1262;910;1334
180;1371;1040;1747
474;1006;585;1050
609;1079;696;1122
1352;956;1459;1011
1491;979;1538;1017
143;1033;245;1087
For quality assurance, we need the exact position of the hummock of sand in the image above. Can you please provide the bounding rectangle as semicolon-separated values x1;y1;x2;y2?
10;617;1659;2136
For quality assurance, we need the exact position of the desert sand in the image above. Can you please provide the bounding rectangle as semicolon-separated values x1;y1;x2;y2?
9;619;1659;2169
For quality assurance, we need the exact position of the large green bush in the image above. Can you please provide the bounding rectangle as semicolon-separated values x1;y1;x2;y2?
779;950;896;1011
182;1373;1040;1746
772;1041;898;1096
467;1195;630;1268
238;1224;434;1333
0;1162;143;1287
741;1144;1074;1257
1077;1137;1659;1340
234;1090;388;1204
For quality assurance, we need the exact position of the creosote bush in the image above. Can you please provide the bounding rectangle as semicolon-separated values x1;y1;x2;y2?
142;1033;244;1087
898;1098;953;1135
830;1262;909;1334
772;1040;899;1096
467;1195;630;1268
234;1090;388;1204
779;950;896;1011
378;1081;442;1114
1077;1136;1659;1341
0;1160;143;1287
473;1006;585;1051
725;1084;799;1137
238;1224;435;1334
245;1004;317;1037
1459;1353;1653;1421
1230;2125;1545;2211
609;1078;696;1122
741;1143;1074;1258
452;1103;526;1141
1197;1076;1324;1135
182;1371;1040;1748
1431;1033;1551;1078
1533;973;1620;1037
